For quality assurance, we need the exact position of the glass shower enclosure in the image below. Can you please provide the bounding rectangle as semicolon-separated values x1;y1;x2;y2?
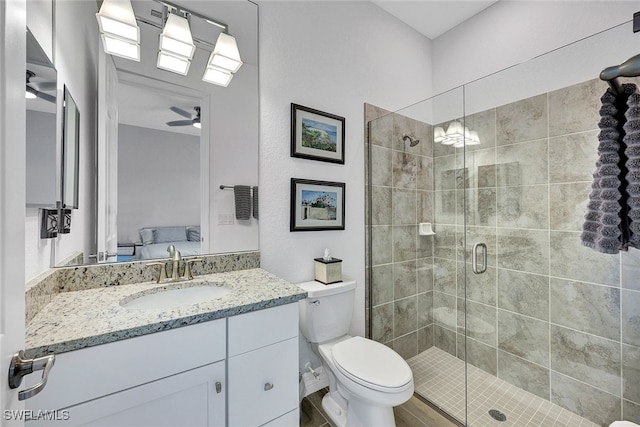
366;20;640;427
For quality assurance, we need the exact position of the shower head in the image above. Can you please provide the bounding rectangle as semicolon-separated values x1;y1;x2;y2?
403;134;420;147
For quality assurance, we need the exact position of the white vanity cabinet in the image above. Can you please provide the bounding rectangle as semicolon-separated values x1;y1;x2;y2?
25;302;300;427
228;303;299;427
26;319;227;426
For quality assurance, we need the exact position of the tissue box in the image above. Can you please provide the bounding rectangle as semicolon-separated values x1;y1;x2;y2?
314;257;342;284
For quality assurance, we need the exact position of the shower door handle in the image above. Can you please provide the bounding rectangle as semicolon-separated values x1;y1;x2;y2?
472;242;487;274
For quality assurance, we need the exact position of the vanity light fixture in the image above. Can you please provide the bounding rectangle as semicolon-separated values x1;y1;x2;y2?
157;10;195;75
96;0;141;61
433;121;481;148
159;12;195;59
202;65;233;87
207;32;243;73
202;33;242;87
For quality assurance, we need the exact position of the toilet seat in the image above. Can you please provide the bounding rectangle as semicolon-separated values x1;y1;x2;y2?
331;336;413;393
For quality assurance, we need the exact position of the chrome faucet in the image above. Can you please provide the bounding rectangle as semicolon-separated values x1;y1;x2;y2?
167;244;182;281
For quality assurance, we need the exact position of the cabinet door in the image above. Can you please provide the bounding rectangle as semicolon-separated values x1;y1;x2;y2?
28;362;225;427
228;337;298;427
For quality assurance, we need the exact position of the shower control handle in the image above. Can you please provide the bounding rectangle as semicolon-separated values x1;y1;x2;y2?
472;242;487;274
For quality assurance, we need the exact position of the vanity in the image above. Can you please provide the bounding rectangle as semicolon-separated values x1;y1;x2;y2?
24;267;306;427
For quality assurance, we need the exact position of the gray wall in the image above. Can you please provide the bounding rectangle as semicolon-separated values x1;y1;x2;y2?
117;124;200;244
366;106;435;359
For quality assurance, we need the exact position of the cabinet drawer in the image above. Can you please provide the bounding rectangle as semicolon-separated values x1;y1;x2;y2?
26;318;226;411
228;303;298;356
228;337;298;427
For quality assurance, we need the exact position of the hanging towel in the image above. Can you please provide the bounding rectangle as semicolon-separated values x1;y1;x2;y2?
624;89;640;249
252;186;259;220
233;185;252;220
581;87;630;253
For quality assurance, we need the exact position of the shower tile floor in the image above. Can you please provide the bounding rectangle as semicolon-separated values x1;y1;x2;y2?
408;347;599;427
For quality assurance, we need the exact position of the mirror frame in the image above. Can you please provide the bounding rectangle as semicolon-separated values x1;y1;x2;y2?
61;85;80;209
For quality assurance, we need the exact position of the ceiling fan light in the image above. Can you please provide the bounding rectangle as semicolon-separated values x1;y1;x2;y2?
202;66;233;87
25;86;37;99
192;121;201;129
157;51;190;75
208;33;243;73
96;0;139;43
159;13;195;60
102;34;140;61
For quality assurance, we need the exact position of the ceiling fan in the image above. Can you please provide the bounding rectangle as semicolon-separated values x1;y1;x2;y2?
26;70;56;103
166;106;201;129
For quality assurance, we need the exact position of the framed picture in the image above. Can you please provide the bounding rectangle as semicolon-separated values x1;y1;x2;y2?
290;178;345;231
291;103;345;164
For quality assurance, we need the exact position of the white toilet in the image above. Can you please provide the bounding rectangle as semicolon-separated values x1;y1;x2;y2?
298;280;414;427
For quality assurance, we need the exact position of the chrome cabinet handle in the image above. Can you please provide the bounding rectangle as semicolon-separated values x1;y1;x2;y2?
472;242;487;274
215;381;222;393
9;351;56;400
264;382;274;391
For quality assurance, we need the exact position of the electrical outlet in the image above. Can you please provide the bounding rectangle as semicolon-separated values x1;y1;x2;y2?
218;213;234;225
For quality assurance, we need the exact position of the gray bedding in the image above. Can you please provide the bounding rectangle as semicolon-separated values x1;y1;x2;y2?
136;241;201;260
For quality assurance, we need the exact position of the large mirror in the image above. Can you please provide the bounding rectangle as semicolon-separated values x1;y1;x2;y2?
26;28;57;208
25;0;259;275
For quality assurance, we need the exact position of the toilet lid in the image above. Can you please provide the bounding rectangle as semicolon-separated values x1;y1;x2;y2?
331;336;412;391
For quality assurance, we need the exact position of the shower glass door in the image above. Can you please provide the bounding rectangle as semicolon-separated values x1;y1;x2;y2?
368;19;639;427
460;20;637;427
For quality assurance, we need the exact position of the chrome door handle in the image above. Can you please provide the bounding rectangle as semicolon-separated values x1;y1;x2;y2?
9;351;56;400
472;242;487;274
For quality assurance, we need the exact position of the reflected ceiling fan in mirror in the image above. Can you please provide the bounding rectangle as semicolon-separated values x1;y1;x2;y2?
26;70;56;103
166;106;201;129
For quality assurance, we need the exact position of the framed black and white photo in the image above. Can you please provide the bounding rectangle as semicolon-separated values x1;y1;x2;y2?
291;103;345;164
290;178;345;231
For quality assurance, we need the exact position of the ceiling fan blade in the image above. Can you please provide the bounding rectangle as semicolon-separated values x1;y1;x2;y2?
32;81;57;91
169;106;194;119
166;120;194;127
36;91;56;104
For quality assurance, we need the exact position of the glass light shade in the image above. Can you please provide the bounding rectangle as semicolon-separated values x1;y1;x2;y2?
157;51;190;75
102;34;140;61
446;121;464;138
96;0;139;43
466;130;481;145
202;66;233;87
159;13;195;60
25;87;37;99
208;33;243;73
433;126;446;143
192;121;201;129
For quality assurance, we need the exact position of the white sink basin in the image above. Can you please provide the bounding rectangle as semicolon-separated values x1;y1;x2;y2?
121;283;231;310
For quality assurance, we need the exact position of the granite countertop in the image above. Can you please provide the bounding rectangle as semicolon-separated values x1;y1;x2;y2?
26;268;306;358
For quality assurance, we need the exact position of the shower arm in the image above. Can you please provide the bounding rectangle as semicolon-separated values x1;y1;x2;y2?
600;53;640;95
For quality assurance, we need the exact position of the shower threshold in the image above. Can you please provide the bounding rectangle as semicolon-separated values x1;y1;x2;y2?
408;347;599;427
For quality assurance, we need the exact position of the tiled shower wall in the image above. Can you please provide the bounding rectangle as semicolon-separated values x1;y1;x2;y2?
365;104;435;360
365;78;640;426
431;78;640;426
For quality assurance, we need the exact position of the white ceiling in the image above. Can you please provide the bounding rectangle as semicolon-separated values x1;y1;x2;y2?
118;1;496;135
371;0;499;40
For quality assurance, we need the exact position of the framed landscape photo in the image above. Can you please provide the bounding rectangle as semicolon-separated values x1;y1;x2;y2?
291;103;345;164
290;178;345;231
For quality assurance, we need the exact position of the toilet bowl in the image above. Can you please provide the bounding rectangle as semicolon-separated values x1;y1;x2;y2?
297;280;414;427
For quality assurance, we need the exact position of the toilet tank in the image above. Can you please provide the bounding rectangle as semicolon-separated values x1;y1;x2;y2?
297;280;356;343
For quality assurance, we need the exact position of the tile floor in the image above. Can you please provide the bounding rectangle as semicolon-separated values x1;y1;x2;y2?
408;347;600;427
300;387;458;427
